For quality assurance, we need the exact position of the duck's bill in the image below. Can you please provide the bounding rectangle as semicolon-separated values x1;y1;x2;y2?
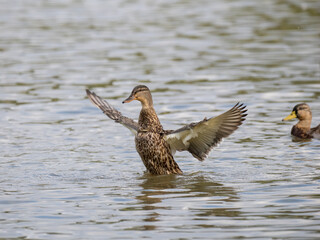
282;111;297;121
122;95;136;104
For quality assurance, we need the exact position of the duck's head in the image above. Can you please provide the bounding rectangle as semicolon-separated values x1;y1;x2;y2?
282;103;312;121
122;85;153;108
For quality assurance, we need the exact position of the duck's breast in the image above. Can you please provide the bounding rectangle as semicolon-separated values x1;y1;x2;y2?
135;131;181;174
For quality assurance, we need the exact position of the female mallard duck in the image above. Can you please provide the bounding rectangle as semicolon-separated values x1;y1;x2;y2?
282;103;320;139
86;85;247;175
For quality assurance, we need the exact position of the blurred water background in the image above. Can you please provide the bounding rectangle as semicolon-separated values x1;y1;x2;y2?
1;0;320;239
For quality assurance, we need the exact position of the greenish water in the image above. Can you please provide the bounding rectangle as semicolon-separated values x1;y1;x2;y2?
1;0;320;239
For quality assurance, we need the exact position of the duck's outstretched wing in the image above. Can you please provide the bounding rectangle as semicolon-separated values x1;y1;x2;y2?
164;103;247;161
86;89;139;135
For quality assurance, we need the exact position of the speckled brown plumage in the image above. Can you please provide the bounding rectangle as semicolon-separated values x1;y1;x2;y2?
86;85;247;175
283;103;320;139
135;130;182;175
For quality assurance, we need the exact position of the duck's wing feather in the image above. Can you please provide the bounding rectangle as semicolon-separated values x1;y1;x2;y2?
164;103;247;161
310;124;320;139
86;89;139;135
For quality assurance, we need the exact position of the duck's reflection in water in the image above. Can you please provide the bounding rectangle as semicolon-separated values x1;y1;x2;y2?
128;172;241;230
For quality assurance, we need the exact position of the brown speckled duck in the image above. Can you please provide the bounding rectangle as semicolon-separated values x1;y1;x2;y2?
282;103;320;139
86;85;247;175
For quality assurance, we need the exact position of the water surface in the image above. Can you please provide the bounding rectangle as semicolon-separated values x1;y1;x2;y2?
1;0;320;239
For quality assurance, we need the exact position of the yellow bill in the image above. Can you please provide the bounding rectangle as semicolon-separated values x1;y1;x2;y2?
282;111;297;121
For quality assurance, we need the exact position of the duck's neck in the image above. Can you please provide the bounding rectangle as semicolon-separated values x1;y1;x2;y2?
138;105;163;132
296;119;312;130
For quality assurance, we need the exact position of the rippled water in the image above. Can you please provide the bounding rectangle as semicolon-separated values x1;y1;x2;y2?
1;0;320;239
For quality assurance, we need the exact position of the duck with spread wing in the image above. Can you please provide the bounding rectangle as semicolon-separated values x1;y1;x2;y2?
86;85;247;175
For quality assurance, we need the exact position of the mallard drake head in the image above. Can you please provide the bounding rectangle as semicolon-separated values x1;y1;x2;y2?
282;103;312;121
122;85;153;108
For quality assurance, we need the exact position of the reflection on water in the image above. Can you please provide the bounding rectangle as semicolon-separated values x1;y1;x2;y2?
126;174;240;231
138;174;238;208
1;0;320;239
